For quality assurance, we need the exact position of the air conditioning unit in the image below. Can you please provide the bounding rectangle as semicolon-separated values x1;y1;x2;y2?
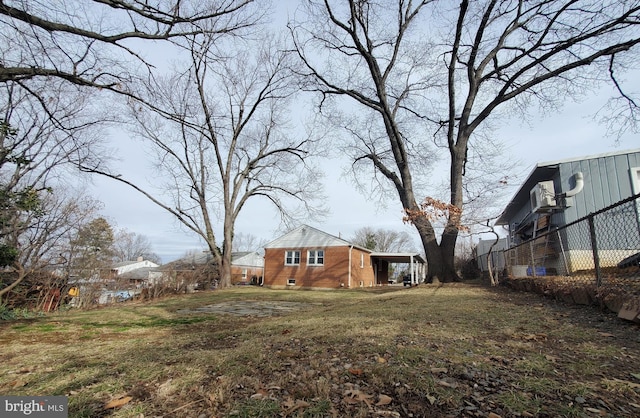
530;181;556;213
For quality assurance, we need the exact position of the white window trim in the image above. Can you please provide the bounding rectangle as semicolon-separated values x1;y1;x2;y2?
360;253;364;268
307;249;324;266
285;250;300;266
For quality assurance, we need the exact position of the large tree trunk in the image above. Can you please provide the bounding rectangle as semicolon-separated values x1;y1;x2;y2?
219;257;232;289
218;218;235;288
431;133;469;283
438;224;462;282
413;221;460;282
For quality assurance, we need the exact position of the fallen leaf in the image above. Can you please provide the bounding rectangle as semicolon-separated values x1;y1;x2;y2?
522;333;547;341
426;394;436;405
430;367;448;374
343;389;374;406
488;413;502;418
10;380;27;388
250;388;269;399
104;396;132;409
156;379;173;398
631;373;640;381
436;379;457;388
585;407;602;413
376;356;387;364
282;398;296;409
376;394;392;406
598;332;615;338
348;368;364;376
283;398;310;413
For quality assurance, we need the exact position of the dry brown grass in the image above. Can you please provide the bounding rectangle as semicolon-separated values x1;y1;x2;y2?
1;282;639;417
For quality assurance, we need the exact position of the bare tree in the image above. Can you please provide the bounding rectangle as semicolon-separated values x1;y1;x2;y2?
113;229;161;264
0;187;103;299
350;227;416;253
291;0;640;282
0;0;261;184
83;34;325;287
0;1;258;90
232;232;267;254
0;82;108;297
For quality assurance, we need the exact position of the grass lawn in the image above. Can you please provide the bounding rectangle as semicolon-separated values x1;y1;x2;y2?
1;282;639;417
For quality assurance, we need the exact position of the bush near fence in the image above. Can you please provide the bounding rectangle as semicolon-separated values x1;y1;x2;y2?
502;193;640;321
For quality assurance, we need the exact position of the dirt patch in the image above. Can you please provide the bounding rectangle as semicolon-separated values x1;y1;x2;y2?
176;300;312;317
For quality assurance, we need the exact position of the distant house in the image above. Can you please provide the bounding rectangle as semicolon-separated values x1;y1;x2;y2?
70;257;161;305
231;252;264;285
110;257;159;277
108;257;161;287
159;251;218;290
475;238;508;273
263;225;426;289
496;148;640;273
117;267;164;287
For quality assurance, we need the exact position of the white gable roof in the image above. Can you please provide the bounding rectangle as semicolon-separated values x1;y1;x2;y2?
111;260;159;275
231;252;264;267
265;225;353;249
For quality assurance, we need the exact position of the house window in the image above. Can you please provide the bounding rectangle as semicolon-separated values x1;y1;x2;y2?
308;250;324;265
287;278;296;286
242;269;247;280
360;253;364;268
285;250;300;265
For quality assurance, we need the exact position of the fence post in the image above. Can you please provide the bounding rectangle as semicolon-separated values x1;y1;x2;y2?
557;229;570;276
528;240;536;277
587;214;602;287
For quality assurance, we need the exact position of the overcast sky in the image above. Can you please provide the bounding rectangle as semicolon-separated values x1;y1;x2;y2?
84;3;640;264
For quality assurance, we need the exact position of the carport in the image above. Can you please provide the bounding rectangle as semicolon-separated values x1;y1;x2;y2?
370;252;427;285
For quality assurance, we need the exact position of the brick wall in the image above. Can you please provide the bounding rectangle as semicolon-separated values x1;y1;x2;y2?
263;246;376;289
230;266;264;284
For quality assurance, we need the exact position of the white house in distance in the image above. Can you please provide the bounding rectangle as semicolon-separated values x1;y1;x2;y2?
69;257;161;305
110;257;159;276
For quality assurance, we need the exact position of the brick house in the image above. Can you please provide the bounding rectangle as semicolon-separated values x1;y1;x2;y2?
231;252;264;285
263;225;426;289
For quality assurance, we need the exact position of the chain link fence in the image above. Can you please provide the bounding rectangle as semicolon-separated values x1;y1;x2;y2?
503;193;640;314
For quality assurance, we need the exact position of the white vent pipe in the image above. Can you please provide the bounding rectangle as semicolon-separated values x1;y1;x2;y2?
562;172;584;198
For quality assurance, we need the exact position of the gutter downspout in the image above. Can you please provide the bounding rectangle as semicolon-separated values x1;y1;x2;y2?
348;245;353;288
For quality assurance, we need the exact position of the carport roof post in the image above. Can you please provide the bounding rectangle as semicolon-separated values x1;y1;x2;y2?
370;252;426;283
